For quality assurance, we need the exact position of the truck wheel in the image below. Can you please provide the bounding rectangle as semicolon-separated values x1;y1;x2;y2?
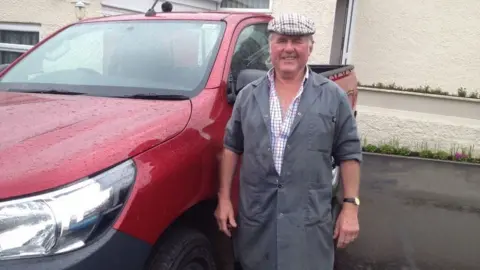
147;227;216;270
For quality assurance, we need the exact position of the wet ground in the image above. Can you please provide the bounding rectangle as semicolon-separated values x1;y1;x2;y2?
333;153;480;270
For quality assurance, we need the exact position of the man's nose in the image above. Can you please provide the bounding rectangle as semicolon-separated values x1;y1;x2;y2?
284;41;295;51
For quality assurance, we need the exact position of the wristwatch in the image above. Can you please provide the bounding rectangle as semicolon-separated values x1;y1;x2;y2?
343;197;360;206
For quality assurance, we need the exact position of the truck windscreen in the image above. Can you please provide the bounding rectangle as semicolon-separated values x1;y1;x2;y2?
0;20;225;98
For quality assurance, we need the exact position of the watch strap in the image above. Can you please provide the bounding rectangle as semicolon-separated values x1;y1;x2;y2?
343;197;360;206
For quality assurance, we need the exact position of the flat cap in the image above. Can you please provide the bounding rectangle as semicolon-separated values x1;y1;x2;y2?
268;13;316;36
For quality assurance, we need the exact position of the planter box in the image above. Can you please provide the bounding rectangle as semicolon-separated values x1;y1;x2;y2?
355;87;480;157
335;152;480;270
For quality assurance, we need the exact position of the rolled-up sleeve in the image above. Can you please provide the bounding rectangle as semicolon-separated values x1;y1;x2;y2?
223;91;245;154
333;88;362;164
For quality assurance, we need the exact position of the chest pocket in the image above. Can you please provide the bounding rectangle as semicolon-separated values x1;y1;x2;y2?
307;109;336;153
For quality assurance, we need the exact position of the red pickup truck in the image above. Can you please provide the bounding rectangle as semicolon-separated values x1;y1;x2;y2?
0;6;359;270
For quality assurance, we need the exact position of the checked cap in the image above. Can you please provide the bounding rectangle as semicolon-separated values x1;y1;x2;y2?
268;13;316;36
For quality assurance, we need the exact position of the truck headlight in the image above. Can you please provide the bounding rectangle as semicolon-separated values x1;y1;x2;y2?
0;159;136;260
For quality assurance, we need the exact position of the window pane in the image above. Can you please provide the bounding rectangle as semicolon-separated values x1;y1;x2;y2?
230;23;270;83
220;0;269;9
0;51;23;64
0;30;39;45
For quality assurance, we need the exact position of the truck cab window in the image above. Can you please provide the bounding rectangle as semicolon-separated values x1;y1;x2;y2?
230;23;270;86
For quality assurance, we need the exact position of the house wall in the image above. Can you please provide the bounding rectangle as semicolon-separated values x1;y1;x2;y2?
351;0;480;95
271;0;337;64
101;0;219;14
101;0;339;64
0;0;102;39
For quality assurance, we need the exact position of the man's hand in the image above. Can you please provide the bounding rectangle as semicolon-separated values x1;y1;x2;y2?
333;204;359;248
214;198;237;237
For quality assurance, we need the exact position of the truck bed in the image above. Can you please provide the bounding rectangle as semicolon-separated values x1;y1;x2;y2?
309;64;358;112
309;64;354;78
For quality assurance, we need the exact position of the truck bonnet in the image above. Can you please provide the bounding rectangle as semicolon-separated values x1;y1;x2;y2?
0;91;191;199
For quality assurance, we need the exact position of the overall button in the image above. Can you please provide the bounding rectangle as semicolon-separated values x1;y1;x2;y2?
278;184;283;188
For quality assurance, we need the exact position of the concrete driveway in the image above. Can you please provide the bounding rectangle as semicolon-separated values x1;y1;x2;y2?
334;153;480;270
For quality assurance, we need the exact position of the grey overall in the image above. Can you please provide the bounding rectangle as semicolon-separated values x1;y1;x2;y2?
223;70;362;270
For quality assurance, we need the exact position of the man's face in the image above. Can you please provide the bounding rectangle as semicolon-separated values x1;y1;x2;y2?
269;33;313;75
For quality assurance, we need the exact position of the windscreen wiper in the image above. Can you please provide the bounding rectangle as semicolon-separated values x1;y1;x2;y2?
118;93;190;100
8;88;85;95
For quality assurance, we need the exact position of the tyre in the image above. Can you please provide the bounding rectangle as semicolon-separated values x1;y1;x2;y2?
147;226;217;270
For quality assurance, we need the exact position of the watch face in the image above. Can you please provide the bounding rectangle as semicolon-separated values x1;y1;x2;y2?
355;197;360;206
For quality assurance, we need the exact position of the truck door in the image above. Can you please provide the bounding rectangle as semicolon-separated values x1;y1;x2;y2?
222;18;271;215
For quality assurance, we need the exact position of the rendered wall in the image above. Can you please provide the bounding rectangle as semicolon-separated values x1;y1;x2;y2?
271;0;338;64
0;0;102;39
101;0;218;13
350;0;480;95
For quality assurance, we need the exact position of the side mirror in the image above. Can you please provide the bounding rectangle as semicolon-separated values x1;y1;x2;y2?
227;69;267;104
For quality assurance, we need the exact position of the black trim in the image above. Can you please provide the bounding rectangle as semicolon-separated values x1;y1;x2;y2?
0;229;151;270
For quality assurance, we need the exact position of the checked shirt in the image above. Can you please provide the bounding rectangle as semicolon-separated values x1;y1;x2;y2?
267;67;309;175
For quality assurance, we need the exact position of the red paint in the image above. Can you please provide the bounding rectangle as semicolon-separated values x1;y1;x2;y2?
331;69;359;111
0;12;359;247
0;92;190;199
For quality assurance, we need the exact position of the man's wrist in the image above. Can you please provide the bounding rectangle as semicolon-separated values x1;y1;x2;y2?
217;191;231;201
342;202;359;214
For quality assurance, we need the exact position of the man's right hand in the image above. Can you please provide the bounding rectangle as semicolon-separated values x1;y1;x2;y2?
214;198;237;237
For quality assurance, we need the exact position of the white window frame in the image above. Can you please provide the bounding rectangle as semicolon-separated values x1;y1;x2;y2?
341;0;358;65
0;23;41;54
217;0;273;13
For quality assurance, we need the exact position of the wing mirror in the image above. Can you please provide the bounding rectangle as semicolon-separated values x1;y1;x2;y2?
227;69;267;104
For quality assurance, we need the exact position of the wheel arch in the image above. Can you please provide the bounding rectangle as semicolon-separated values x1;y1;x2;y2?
143;198;235;269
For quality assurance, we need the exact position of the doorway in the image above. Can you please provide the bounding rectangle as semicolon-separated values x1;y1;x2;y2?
330;0;357;65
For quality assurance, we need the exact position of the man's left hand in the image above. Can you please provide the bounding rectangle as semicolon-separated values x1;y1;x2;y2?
333;204;359;248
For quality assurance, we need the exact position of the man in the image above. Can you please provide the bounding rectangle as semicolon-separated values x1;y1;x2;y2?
214;13;362;270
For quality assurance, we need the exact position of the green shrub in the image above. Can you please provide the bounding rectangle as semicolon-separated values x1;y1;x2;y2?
397;147;411;156
379;144;396;155
358;82;480;99
433;150;450;160
360;138;479;164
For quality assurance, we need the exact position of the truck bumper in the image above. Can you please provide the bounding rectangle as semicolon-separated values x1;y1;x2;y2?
0;228;152;270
